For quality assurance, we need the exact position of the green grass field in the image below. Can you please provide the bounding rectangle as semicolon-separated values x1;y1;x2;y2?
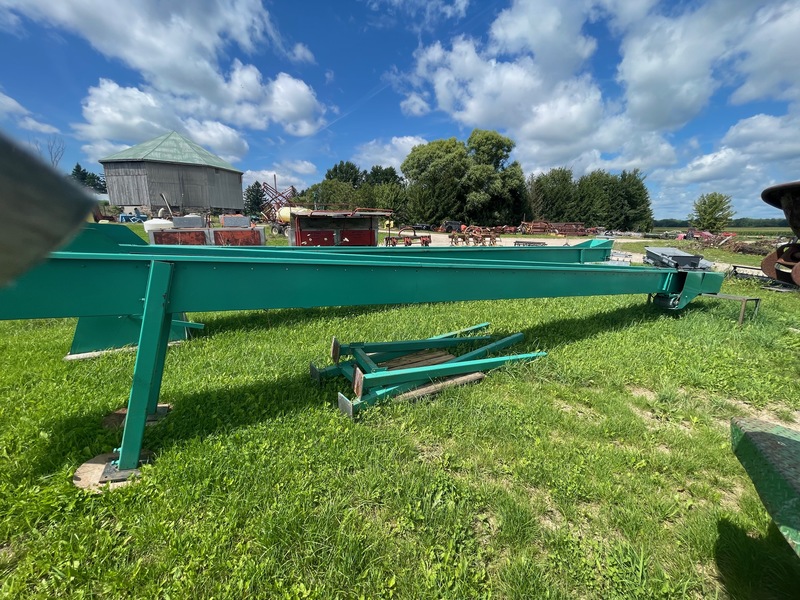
2;235;800;597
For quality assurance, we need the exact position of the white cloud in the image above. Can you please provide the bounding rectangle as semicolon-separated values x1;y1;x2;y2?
0;91;60;134
517;77;603;144
722;113;800;162
0;0;327;162
616;12;727;130
260;73;326;136
73;80;173;144
18;116;59;134
365;0;469;30
730;2;800;104
352;135;427;171
289;43;315;64
593;0;658;30
82;139;129;164
276;160;317;175
0;91;26;117
666;147;748;185
489;0;596;78
72;79;250;162
400;93;430;117
324;70;335;85
242;169;308;192
410;38;545;128
183;119;249;163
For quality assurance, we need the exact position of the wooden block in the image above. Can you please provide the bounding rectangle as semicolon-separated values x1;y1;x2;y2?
395;372;486;401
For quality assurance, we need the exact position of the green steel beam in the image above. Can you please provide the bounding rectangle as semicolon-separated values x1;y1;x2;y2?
312;323;491;383
69;314;201;356
69;225;612;264
731;417;800;557
0;252;722;320
353;352;548;397
336;335;494;360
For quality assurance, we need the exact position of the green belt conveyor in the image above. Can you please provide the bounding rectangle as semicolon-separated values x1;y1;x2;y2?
0;224;724;478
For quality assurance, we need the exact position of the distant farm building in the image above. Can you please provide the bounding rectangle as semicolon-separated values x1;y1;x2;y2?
99;131;243;213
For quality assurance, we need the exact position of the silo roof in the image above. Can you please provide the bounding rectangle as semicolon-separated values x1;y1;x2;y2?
99;131;242;173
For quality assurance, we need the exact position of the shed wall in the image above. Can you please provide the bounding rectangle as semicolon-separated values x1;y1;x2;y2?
103;161;243;211
145;163;242;211
104;162;150;206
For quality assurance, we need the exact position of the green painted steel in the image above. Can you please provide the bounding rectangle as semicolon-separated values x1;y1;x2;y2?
341;332;529;417
62;223;148;252
0;224;724;474
339;336;494;358
63;225;613;263
0;251;723;320
355;352;548;395
117;261;174;471
315;323;491;383
731;417;800;557
69;314;200;356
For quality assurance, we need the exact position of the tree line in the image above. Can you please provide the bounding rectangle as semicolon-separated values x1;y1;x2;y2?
656;217;787;228
245;128;659;230
526;167;653;231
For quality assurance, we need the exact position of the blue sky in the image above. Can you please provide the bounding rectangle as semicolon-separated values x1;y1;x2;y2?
1;0;799;218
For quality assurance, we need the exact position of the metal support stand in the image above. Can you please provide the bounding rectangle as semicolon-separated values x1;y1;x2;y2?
700;293;761;325
116;261;174;471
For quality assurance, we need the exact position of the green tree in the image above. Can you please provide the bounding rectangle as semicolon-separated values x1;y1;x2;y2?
370;182;408;221
532;167;577;222
325;160;366;189
462;130;526;225
576;170;615;227
364;165;402;187
688;192;735;233
84;172;107;193
306;179;358;209
71;163;88;184
467;129;514;170
71;163;107;193
525;173;543;220
618;169;653;231
401;131;526;226
402;137;470;223
243;181;266;216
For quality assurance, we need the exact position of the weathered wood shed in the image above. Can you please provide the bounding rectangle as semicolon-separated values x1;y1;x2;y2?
99;131;243;212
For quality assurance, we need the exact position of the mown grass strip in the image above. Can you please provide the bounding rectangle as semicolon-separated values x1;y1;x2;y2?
1;277;799;597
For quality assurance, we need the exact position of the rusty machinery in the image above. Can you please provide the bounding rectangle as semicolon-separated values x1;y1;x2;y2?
760;181;800;286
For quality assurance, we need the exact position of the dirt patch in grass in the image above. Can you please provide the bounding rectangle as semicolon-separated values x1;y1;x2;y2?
525;487;564;532
472;510;501;546
629;405;692;433
721;398;800;428
628;386;656;401
415;442;444;463
556;400;600;420
718;479;747;511
655;443;672;454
